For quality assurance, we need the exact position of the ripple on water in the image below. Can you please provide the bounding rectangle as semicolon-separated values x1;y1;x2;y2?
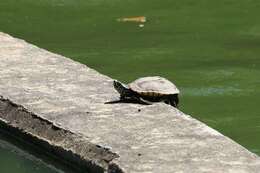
182;87;253;96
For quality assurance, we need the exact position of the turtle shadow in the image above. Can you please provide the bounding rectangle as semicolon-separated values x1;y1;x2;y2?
105;99;149;105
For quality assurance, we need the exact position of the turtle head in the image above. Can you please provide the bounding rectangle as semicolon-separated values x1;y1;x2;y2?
113;80;131;97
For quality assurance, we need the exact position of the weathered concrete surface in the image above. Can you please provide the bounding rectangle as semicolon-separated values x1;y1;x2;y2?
0;32;260;173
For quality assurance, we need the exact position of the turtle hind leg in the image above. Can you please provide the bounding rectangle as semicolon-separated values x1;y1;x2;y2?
168;94;179;108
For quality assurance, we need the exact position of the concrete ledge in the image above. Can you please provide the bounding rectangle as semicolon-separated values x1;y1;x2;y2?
0;32;260;173
0;96;120;173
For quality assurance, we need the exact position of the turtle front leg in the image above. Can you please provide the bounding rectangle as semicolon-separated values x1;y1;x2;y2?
126;95;151;105
120;93;151;105
138;97;152;105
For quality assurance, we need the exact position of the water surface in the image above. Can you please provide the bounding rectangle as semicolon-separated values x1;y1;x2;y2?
0;136;63;173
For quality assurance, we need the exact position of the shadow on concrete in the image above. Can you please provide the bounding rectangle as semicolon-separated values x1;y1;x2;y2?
105;99;149;105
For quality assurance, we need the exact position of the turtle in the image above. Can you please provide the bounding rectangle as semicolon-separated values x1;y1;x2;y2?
113;76;180;107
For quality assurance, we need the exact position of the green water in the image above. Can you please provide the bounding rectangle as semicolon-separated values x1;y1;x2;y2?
0;0;260;171
0;137;62;173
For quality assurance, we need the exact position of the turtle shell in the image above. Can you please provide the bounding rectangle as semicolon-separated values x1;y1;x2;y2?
129;76;179;97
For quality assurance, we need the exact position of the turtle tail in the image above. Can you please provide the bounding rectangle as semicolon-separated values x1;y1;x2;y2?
113;80;132;98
